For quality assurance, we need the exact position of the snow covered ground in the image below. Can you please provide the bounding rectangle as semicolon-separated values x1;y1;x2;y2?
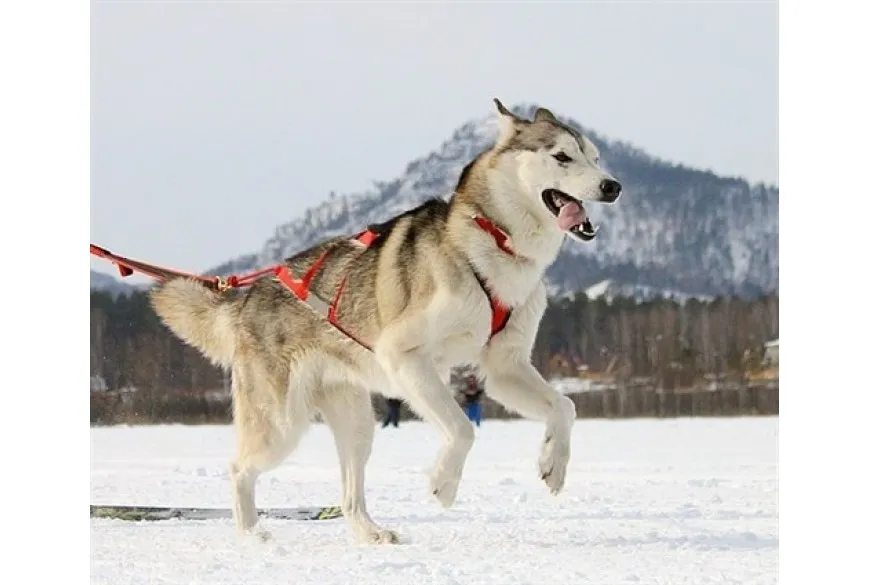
91;418;778;585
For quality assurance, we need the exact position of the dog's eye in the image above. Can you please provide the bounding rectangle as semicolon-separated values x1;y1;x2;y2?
552;152;572;163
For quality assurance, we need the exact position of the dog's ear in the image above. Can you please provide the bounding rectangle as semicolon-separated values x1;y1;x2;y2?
533;107;558;124
494;98;518;118
493;98;521;148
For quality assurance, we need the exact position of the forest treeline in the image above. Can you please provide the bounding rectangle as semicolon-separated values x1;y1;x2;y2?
535;292;779;380
90;288;778;424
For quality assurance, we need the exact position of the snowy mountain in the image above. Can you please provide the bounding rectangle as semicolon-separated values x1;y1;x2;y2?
207;103;778;299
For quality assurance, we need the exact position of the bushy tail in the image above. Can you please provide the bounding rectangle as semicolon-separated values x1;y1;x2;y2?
150;278;238;368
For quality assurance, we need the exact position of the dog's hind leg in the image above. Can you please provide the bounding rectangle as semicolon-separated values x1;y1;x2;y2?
316;385;401;544
229;363;312;540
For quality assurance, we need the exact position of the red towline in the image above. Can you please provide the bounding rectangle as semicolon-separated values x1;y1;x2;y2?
89;229;379;349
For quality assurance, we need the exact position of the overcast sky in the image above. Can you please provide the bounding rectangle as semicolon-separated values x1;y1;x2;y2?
91;1;777;280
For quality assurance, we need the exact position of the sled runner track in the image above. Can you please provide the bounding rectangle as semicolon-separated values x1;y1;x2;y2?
90;505;343;522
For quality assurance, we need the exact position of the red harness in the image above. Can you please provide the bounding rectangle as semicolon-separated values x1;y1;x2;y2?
90;216;514;350
470;215;514;337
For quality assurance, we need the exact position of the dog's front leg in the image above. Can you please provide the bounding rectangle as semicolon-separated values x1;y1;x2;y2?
482;345;576;495
376;339;476;508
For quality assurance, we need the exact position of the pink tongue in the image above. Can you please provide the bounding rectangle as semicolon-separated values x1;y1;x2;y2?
557;201;586;230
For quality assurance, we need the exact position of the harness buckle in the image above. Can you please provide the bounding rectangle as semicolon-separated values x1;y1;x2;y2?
215;277;231;294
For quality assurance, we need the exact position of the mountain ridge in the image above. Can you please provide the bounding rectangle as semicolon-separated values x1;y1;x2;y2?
95;104;778;300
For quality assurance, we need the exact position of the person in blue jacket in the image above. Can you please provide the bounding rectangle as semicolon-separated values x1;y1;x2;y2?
461;375;484;427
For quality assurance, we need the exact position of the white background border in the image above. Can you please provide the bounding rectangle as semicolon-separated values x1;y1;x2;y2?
2;0;866;582
1;0;88;582
779;0;869;582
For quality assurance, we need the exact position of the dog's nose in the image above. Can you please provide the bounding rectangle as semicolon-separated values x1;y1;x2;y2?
600;179;622;201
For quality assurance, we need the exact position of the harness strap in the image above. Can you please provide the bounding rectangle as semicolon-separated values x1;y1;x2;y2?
295;230;378;351
472;215;515;256
274;249;331;302
468;215;515;339
90;212;516;349
469;267;512;338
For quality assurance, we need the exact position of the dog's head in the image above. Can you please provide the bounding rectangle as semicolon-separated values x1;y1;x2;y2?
490;99;621;242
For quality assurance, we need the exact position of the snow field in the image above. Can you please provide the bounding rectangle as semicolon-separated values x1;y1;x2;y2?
91;417;778;585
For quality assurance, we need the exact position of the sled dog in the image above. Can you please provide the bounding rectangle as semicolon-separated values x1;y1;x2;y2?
150;99;622;544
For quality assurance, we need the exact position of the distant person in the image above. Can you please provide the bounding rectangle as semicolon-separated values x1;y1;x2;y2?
461;376;484;427
382;398;402;428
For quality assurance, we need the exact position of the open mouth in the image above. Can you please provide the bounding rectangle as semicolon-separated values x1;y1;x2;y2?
541;189;598;241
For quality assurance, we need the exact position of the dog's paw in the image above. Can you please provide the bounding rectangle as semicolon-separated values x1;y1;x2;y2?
355;526;403;545
538;434;570;495
241;526;273;543
371;528;403;545
430;470;461;508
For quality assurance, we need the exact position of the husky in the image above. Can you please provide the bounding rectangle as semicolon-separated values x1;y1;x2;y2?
150;99;622;544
